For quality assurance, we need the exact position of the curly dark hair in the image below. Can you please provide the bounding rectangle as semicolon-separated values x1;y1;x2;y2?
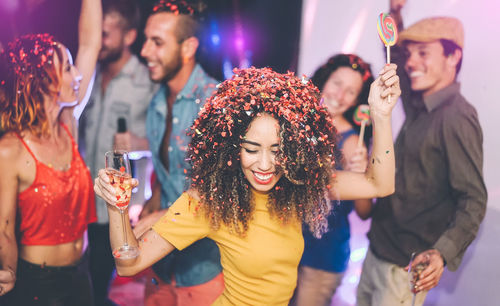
188;67;338;238
311;54;374;147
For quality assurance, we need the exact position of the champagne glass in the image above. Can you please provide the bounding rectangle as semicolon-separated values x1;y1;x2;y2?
105;150;139;259
408;252;429;306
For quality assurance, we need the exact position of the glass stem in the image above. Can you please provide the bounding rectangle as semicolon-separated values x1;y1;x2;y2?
120;209;128;247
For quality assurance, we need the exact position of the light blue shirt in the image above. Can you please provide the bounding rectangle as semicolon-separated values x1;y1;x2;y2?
146;64;222;286
146;64;218;208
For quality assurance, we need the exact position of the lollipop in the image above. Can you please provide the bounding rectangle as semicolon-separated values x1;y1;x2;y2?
377;13;399;64
353;104;371;148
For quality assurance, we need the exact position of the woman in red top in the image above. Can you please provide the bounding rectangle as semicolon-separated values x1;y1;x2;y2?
0;0;101;304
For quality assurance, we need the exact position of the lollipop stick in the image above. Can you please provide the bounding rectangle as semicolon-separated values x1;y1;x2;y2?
386;45;392;103
386;45;390;64
357;121;366;148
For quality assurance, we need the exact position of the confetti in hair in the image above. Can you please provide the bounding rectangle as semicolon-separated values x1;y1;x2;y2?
0;33;64;136
188;67;338;238
152;0;198;17
150;0;204;42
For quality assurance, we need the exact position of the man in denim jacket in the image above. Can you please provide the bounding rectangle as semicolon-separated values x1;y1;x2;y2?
136;1;223;305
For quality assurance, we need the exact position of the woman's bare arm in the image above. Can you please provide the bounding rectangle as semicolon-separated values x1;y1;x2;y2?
0;136;22;296
75;0;102;104
342;140;374;220
333;64;400;200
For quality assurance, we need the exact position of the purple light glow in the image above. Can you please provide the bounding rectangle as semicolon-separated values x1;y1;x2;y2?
235;37;244;50
0;0;19;13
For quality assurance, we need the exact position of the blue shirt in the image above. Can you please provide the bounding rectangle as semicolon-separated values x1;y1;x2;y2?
300;129;357;273
146;64;222;286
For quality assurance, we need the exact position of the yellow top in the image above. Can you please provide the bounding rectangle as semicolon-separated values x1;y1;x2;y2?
152;191;304;306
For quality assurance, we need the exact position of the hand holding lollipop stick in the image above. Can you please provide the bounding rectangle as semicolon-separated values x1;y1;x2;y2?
353;105;372;148
377;13;399;103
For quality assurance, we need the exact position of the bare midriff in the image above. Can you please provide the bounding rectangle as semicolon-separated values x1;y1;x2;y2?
19;236;86;266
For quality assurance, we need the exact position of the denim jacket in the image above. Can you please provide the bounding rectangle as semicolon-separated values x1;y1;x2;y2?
146;64;222;286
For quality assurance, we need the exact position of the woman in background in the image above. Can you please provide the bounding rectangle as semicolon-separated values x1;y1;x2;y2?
0;0;101;304
292;54;375;306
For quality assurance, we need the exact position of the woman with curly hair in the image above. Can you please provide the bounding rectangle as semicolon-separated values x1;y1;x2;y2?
0;0;101;304
94;64;400;305
293;54;375;306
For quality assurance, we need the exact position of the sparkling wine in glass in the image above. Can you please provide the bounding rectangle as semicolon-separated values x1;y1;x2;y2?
105;150;139;259
408;252;429;306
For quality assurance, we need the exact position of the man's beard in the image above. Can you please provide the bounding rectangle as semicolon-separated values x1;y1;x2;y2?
99;46;123;65
160;49;183;83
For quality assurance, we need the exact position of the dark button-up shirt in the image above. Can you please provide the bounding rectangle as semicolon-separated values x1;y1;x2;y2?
368;81;487;271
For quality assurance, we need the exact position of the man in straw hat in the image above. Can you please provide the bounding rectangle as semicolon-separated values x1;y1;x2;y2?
356;2;487;306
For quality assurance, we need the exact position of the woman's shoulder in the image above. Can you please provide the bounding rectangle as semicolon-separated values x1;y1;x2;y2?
186;188;202;202
167;189;203;209
0;133;26;176
0;132;24;160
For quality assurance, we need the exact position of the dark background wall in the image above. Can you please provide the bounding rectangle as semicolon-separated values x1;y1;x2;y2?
0;0;302;81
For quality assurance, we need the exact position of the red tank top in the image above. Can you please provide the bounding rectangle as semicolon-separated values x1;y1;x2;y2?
16;124;97;245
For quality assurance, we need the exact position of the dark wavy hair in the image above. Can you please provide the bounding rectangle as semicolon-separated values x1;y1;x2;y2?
0;34;64;137
311;54;374;147
188;67;338;238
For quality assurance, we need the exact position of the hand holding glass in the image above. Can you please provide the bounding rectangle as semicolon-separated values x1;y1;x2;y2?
408;252;430;306
105;150;139;259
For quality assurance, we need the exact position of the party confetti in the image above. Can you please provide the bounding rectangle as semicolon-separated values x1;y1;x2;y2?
185;67;338;238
